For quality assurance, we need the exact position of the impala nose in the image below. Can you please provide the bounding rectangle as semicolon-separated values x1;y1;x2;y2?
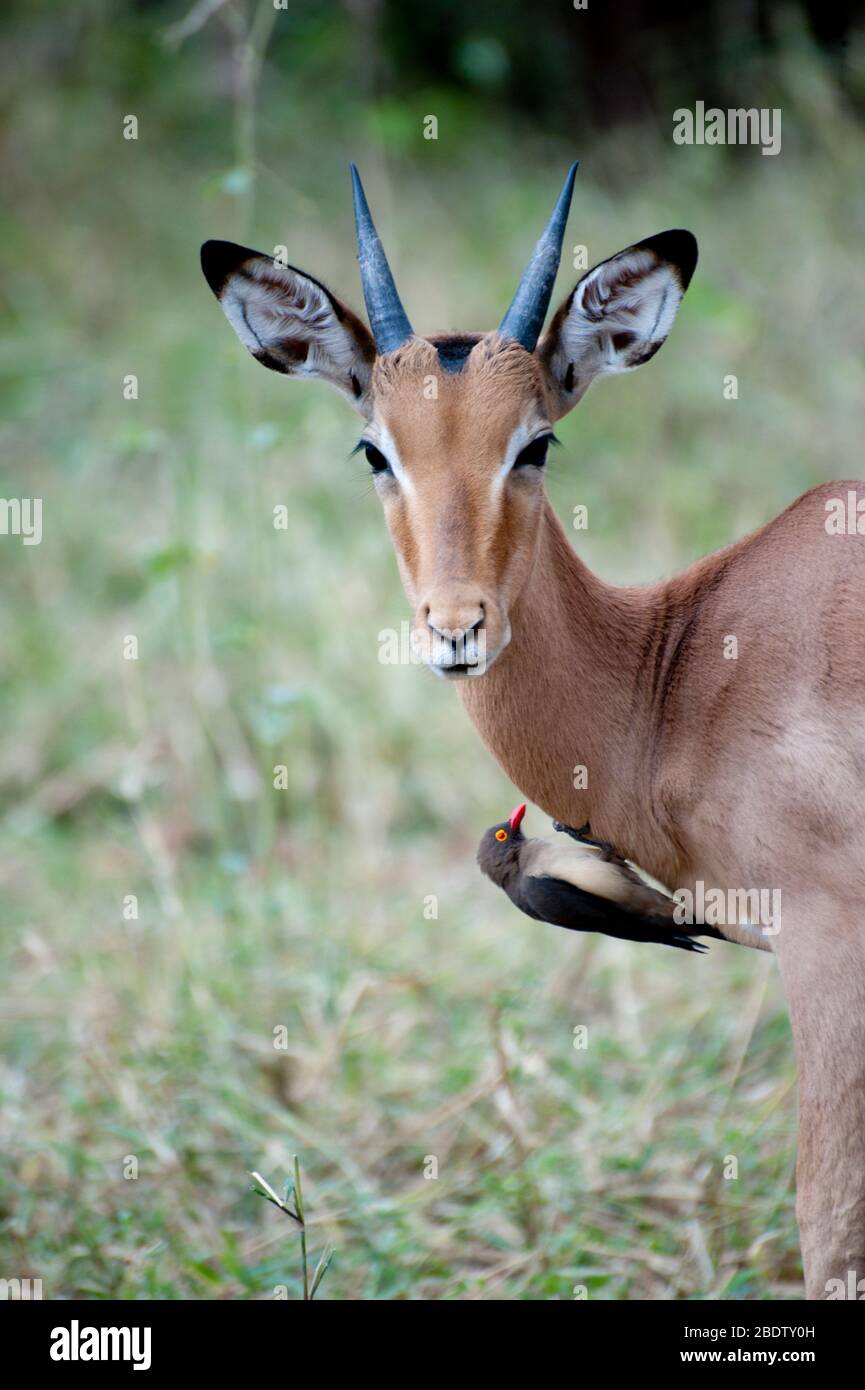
426;606;485;641
416;598;487;675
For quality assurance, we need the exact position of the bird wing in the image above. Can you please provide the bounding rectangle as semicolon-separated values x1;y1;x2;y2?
520;837;677;919
513;867;709;952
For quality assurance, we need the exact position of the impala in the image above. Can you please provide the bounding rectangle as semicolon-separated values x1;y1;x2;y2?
201;164;865;1299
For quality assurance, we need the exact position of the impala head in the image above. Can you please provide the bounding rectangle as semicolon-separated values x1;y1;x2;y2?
202;165;696;678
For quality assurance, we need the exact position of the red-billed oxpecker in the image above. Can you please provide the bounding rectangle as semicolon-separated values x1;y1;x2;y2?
478;805;722;952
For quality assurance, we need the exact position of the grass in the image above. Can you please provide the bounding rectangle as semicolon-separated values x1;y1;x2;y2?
2;6;863;1298
250;1159;334;1300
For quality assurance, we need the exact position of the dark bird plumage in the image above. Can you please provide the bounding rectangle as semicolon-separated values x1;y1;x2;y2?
478;805;724;952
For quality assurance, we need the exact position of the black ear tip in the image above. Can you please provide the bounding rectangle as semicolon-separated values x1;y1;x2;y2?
668;229;698;289
200;238;260;297
656;230;698;290
638;229;698;291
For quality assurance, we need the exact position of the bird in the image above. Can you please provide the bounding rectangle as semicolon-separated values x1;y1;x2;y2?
477;804;723;952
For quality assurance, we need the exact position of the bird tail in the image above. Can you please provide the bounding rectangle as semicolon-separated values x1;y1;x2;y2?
665;932;710;953
643;913;727;948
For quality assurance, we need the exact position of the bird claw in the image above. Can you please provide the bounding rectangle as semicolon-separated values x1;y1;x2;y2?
553;820;615;858
553;819;582;837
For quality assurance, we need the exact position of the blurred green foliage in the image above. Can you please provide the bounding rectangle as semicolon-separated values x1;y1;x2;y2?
2;0;863;1299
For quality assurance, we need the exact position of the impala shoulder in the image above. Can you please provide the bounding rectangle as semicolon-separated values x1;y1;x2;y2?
772;480;865;536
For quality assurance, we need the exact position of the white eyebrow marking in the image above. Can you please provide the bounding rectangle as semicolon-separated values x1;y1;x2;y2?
493;421;550;493
367;422;415;497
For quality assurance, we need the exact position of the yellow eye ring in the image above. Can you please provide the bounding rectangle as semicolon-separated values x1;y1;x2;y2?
495;829;508;842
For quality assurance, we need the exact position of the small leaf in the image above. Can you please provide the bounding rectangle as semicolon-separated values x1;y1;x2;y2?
293;1155;305;1224
249;1170;284;1206
310;1246;334;1299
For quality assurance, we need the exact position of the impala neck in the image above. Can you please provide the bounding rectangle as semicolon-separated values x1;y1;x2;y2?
459;499;682;885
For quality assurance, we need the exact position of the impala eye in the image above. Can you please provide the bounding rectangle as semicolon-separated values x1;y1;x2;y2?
513;433;555;470
363;442;390;475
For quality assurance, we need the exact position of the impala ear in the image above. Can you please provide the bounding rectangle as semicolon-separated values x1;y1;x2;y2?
538;230;697;420
200;240;376;414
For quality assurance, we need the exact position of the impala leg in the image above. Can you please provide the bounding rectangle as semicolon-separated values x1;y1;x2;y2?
777;897;865;1298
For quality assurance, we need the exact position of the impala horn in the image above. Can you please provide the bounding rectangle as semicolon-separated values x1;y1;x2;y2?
351;164;414;355
498;162;579;353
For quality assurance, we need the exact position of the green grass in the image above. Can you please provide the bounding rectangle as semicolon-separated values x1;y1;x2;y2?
2;7;863;1298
